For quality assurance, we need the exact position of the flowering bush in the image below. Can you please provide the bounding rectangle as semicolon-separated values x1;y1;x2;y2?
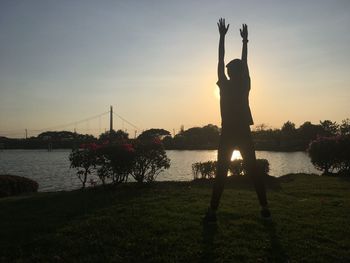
308;135;350;175
96;142;135;185
130;138;170;183
336;136;350;174
69;138;171;187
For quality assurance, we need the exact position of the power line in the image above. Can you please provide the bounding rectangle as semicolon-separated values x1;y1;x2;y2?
113;112;139;130
0;109;141;138
30;111;109;133
0;111;109;137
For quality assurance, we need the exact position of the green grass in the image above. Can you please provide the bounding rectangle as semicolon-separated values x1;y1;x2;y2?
1;174;350;262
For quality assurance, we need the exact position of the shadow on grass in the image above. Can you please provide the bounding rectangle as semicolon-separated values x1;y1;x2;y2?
192;175;282;191
337;175;350;182
0;184;148;251
260;219;289;262
200;222;218;263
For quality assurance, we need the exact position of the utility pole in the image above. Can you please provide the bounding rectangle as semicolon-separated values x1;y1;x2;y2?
25;129;28;139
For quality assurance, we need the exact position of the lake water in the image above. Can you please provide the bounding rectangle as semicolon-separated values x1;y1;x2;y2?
0;149;320;192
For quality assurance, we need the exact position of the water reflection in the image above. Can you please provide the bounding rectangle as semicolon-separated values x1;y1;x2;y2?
231;150;242;160
0;150;320;192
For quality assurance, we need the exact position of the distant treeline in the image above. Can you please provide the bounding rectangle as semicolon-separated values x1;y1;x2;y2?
1;119;349;152
163;119;350;151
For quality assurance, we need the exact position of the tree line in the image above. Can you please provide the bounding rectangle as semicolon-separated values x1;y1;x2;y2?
163;119;350;151
1;119;349;151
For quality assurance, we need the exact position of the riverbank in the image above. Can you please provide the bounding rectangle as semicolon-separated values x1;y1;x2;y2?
1;174;349;262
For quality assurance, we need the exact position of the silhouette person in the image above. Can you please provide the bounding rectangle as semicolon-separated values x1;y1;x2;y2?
204;19;270;222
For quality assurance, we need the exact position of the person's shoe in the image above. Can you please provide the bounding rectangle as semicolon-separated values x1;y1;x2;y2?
260;207;271;219
203;208;217;224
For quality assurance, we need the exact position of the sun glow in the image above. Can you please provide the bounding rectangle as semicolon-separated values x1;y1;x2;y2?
231;150;242;160
214;87;220;100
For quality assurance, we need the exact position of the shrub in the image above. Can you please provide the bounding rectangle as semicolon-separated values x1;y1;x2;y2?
0;174;38;197
69;138;171;187
96;142;135;184
69;143;99;188
192;159;270;180
308;135;350;175
130;138;170;183
337;136;350;175
192;161;216;179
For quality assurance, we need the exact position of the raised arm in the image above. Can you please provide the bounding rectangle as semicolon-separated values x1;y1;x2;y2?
240;24;250;77
217;18;229;81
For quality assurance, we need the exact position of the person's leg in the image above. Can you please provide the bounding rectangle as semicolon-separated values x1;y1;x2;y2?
239;134;268;208
209;139;233;211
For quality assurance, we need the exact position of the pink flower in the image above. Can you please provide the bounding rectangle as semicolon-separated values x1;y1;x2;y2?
80;143;102;151
89;143;98;150
152;138;161;145
122;143;134;152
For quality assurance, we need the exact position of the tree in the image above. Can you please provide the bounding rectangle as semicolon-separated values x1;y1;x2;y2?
99;129;129;141
308;136;350;175
254;123;269;132
69;143;99;188
298;121;323;144
96;142;135;184
130;139;170;183
38;131;76;140
162;135;174;148
137;128;171;140
172;124;220;149
340;118;350;135
320;120;339;136
308;137;338;174
281;121;296;134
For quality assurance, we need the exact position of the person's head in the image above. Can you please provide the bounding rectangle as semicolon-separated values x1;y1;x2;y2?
226;59;242;79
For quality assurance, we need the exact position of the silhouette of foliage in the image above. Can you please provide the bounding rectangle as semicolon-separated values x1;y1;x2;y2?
192;159;269;180
0;174;38;197
340;119;350;136
130;138;170;183
69;138;170;186
96;142;135;184
99;129;129;141
281;121;296;134
138;129;171;140
169;124;220;149
298;122;323;143
308;135;350;175
1;119;350;151
38;131;75;140
69;143;99;188
319;120;339;137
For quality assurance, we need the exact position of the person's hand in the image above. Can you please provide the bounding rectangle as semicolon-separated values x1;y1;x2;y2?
217;18;229;36
240;24;248;41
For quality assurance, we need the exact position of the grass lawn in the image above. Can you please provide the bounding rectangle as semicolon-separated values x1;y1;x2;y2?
0;174;349;262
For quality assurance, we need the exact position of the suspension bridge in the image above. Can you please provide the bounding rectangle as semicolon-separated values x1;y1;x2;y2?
0;106;141;139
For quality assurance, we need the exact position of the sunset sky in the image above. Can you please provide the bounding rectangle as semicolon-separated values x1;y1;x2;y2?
1;0;349;138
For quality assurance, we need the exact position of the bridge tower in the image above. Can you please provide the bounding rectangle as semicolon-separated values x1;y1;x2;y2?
110;105;113;133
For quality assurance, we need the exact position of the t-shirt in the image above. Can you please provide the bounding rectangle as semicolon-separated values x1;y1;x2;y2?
217;76;254;127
